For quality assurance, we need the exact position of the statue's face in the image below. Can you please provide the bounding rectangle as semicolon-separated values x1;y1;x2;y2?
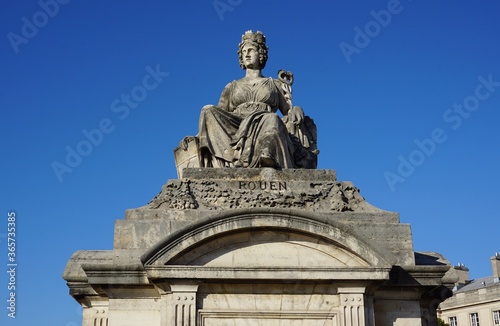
241;43;260;69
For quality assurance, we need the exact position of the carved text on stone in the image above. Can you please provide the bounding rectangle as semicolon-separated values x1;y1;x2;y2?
238;181;287;191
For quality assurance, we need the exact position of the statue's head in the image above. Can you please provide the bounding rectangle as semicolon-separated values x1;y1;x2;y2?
238;30;268;70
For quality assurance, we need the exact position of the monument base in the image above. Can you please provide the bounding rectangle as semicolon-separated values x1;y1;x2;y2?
64;169;456;325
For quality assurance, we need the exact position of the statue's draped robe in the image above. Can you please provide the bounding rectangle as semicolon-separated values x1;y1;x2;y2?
198;77;295;168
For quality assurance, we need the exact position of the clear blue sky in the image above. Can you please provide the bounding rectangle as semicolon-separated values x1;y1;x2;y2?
1;1;500;324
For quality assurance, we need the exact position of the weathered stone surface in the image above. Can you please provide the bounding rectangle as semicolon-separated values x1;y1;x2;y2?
64;168;453;325
111;169;415;269
197;283;338;325
147;168;377;212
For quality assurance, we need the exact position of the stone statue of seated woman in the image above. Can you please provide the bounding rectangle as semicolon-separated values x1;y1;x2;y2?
175;30;318;177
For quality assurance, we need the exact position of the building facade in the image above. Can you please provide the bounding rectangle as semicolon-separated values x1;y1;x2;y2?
438;255;500;326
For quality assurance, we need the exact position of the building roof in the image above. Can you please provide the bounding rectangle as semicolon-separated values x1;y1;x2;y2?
455;276;500;293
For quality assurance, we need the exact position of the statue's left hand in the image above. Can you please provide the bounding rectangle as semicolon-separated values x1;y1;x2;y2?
289;106;304;125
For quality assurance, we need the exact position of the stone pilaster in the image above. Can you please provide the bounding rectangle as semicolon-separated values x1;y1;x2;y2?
168;284;199;326
85;306;108;326
78;296;109;326
339;287;367;326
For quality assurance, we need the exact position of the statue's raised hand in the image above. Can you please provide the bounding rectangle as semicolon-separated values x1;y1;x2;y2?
288;106;304;125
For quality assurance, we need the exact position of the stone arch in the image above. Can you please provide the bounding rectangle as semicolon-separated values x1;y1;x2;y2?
142;208;396;268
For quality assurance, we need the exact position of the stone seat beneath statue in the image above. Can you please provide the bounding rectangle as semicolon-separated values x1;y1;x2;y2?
174;136;201;178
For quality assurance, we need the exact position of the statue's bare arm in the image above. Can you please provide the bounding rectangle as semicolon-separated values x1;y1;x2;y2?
217;82;233;112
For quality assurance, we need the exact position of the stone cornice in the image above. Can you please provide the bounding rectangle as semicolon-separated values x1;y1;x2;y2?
81;263;149;285
145;266;392;281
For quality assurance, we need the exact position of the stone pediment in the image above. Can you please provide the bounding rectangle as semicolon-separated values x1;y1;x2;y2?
139;209;395;284
169;230;369;268
141;208;396;270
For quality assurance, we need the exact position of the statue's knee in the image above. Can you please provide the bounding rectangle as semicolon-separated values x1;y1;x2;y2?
201;104;215;113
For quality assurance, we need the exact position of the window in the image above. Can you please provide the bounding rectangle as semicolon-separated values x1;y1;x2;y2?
493;310;500;325
470;313;480;326
449;316;458;326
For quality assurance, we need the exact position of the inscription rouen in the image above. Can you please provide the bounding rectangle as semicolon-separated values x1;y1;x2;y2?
238;181;287;191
